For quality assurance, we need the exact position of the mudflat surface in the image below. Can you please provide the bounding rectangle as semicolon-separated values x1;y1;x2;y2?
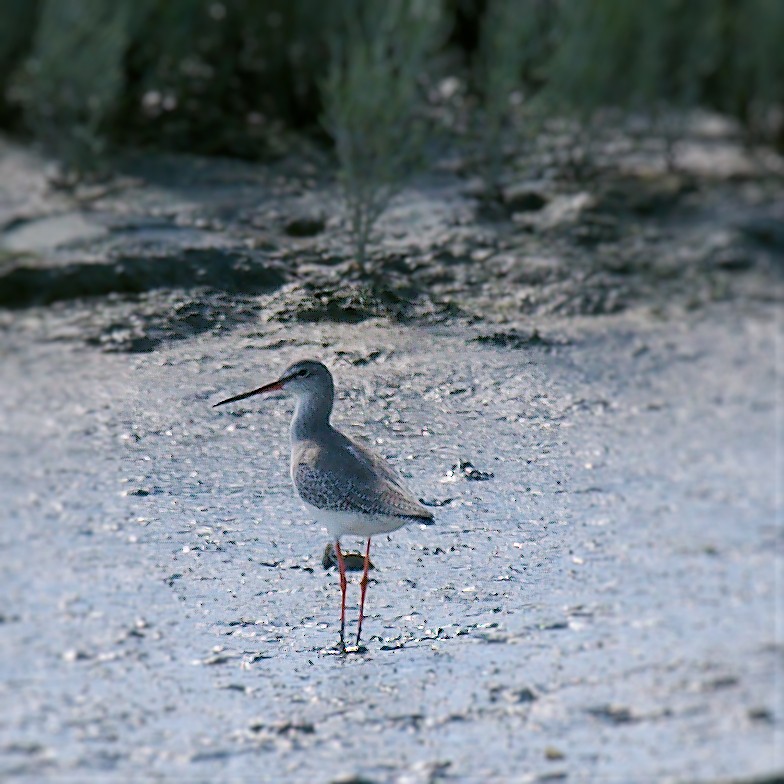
0;121;783;782
1;303;781;783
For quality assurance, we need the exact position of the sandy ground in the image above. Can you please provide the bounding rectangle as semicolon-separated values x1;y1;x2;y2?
1;299;781;783
1;123;783;782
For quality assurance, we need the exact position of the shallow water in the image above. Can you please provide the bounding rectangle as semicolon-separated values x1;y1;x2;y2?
1;303;780;782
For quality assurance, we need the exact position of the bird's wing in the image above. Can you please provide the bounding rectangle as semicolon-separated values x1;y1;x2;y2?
340;433;414;493
293;436;433;522
294;462;433;520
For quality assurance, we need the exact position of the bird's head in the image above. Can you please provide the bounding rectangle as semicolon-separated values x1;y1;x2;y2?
213;359;333;408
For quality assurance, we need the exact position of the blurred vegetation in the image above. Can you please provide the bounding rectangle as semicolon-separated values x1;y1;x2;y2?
322;0;444;268
11;0;135;169
3;0;337;164
472;0;553;188
0;0;782;172
543;0;784;134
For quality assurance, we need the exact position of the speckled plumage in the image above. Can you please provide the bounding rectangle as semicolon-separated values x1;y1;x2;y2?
292;432;434;530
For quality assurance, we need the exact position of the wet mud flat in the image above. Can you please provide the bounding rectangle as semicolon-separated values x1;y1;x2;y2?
1;122;783;782
2;113;783;344
1;304;780;783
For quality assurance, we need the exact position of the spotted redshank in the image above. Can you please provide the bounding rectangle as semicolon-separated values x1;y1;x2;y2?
214;359;434;651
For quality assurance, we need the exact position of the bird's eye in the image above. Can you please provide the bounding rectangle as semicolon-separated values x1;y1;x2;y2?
297;368;309;378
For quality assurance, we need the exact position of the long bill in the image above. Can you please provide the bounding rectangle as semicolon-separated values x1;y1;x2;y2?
212;378;285;407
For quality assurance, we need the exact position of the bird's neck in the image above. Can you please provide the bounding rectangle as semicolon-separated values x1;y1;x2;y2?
290;390;333;442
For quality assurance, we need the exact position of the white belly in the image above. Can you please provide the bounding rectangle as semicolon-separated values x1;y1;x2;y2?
301;502;409;539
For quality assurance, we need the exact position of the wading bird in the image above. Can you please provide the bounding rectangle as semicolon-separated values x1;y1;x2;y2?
214;360;434;651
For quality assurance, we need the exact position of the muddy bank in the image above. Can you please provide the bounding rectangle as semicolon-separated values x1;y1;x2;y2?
1;300;780;782
0;121;782;782
2;114;783;354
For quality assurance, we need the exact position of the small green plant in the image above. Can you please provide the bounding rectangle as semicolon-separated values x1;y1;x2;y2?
320;0;443;271
11;0;141;173
474;0;552;190
0;0;38;113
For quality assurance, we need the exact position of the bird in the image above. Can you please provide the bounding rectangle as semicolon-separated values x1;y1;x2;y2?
213;359;434;652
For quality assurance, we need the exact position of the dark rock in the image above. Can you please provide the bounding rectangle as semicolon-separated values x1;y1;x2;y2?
536;772;568;782
596;174;694;217
711;249;755;271
747;707;774;724
539;620;568;631
444;460;494;481
420;498;453;507
513;687;538;703
571;213;621;246
248;720;316;735
0;248;286;309
586;704;638;724
322;544;374;571
284;215;325;237
738;217;784;250
472;329;564;349
702;675;739;691
503;184;548;213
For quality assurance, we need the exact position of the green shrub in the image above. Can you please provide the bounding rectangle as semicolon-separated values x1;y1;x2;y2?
474;0;553;187
0;0;781;166
711;0;784;136
320;0;444;269
11;0;141;170
118;0;331;156
541;0;783;125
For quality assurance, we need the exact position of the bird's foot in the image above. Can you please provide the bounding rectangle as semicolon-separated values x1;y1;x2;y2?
344;643;368;655
319;641;368;656
321;640;347;656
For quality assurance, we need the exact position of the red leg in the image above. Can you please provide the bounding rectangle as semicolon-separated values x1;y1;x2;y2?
334;540;348;651
356;538;372;647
